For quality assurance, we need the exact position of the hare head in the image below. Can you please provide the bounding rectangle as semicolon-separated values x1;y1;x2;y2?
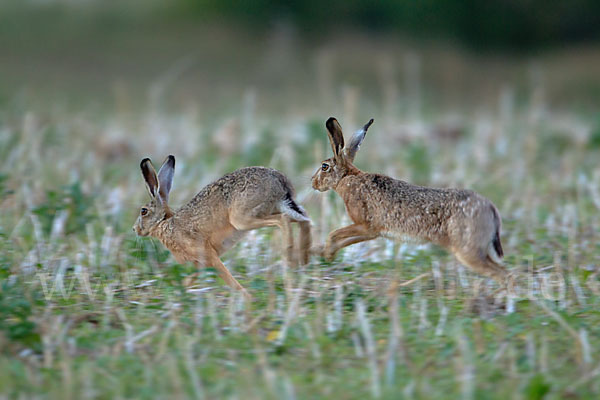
312;117;374;192
133;155;175;236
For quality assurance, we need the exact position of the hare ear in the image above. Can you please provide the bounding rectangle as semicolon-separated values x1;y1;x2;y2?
344;118;374;163
325;117;345;159
140;158;159;199
157;155;175;204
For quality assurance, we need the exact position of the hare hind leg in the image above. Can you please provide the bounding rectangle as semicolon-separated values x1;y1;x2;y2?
323;224;378;261
230;212;296;268
454;249;508;285
297;220;311;265
280;215;296;268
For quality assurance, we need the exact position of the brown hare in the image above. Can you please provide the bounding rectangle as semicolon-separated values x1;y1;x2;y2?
312;117;507;284
133;155;311;298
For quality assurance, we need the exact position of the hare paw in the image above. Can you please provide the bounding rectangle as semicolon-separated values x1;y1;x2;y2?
310;243;325;257
182;272;200;288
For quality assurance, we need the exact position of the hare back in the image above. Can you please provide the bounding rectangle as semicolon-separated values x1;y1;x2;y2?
178;166;298;221
337;173;497;246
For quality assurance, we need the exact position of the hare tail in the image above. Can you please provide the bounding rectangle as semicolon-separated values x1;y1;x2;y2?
280;192;310;222
488;205;504;264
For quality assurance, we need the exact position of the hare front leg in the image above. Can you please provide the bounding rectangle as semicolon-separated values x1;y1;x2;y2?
323;224;378;261
199;246;252;300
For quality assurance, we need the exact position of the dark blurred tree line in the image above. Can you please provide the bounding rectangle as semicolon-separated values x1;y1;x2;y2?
179;0;600;50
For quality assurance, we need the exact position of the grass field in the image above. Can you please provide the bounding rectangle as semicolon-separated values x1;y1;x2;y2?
2;14;600;398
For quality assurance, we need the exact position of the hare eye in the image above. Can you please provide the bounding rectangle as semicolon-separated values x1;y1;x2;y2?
321;163;329;172
141;207;148;216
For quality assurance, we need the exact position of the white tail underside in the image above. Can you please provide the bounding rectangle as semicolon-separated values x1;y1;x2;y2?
280;200;310;222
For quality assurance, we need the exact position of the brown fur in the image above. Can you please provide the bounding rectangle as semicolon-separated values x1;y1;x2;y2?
312;118;507;284
134;156;311;298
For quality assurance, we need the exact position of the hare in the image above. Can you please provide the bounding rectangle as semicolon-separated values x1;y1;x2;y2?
312;117;508;284
133;155;311;298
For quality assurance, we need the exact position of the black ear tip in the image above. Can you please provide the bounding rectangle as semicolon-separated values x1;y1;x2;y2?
363;118;374;130
167;155;175;165
326;117;338;127
140;158;151;168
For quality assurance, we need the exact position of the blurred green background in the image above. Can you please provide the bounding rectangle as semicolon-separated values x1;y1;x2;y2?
6;0;600;49
2;1;600;399
3;0;600;113
180;0;600;49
